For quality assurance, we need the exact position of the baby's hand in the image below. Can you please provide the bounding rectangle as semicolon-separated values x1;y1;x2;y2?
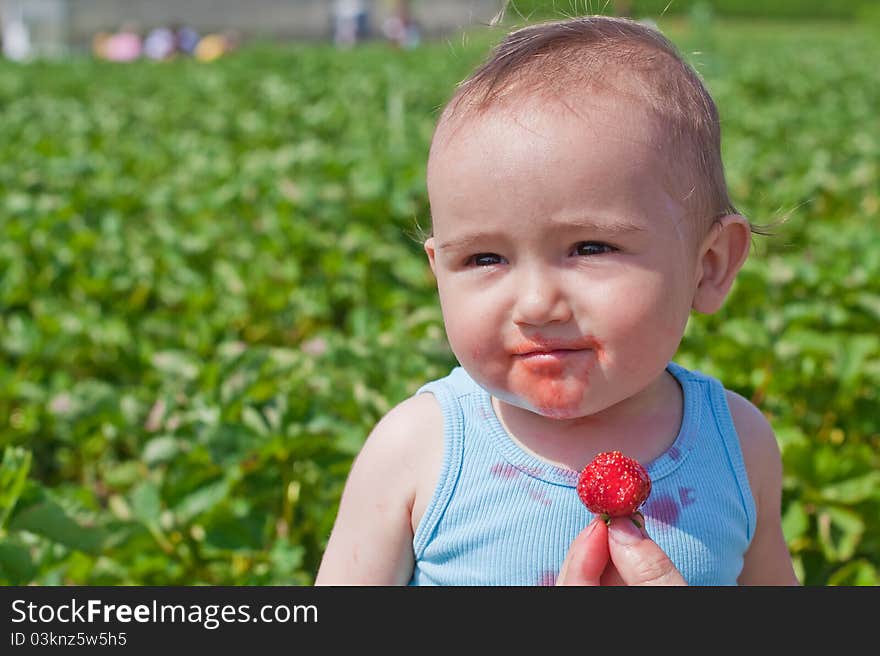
556;516;687;586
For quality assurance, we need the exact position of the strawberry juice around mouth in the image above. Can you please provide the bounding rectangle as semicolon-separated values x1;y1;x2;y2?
508;349;595;417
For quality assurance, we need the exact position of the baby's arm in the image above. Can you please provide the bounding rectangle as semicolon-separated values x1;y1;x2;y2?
315;393;441;585
727;391;801;585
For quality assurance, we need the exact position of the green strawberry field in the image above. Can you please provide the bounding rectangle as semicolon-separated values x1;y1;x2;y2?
1;12;878;586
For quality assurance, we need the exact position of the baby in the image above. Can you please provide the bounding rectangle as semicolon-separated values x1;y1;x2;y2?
316;15;799;585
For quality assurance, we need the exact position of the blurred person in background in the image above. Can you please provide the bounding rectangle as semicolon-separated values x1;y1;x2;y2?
91;30;111;59
103;21;142;62
195;29;241;62
173;22;201;55
143;25;177;61
2;13;32;61
383;0;421;49
333;0;370;48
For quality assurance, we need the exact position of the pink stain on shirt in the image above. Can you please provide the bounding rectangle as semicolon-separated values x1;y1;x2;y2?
679;486;696;507
490;462;520;479
644;492;680;526
536;570;557;586
528;487;552;506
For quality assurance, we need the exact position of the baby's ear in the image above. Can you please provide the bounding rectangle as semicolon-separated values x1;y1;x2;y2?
424;237;438;276
692;215;751;314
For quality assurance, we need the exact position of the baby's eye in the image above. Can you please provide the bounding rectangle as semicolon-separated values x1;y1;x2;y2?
573;241;616;256
466;253;506;267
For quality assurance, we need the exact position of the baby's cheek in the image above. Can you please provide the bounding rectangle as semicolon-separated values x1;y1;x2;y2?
605;289;687;357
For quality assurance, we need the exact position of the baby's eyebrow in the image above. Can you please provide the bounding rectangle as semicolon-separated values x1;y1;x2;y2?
560;217;648;236
436;217;647;250
436;233;495;251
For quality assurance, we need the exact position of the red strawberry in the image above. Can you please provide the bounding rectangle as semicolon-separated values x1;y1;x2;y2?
576;451;652;523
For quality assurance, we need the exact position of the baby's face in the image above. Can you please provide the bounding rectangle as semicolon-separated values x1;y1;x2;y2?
425;93;703;419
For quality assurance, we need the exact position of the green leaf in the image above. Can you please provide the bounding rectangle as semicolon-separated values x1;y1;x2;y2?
102;461;142;488
203;511;265;551
0;540;37;584
269;538;306;578
827;559;879;586
151;350;201;381
817;506;864;562
819;472;880;504
142;435;180;466
781;500;809;543
0;446;32;530
242;405;270;436
836;334;879;389
8;490;105;555
129;481;162;524
856;293;880;321
174;479;230;524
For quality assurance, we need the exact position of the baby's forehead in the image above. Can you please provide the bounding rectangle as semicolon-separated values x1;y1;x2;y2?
430;88;668;165
426;89;707;240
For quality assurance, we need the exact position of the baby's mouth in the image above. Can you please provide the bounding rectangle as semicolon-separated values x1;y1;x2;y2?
513;348;588;360
508;337;599;374
511;348;594;377
510;337;598;357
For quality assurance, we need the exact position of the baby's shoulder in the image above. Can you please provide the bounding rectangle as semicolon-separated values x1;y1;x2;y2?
370;392;444;445
363;392;444;481
724;389;776;450
723;389;782;502
367;393;445;532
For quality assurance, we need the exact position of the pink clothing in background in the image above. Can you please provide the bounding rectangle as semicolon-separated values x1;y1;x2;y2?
104;32;142;61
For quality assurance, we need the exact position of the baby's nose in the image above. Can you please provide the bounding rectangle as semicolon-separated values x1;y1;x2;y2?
511;267;572;326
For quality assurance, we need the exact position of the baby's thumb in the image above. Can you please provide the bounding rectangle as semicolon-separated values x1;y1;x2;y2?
556;518;609;586
607;517;687;586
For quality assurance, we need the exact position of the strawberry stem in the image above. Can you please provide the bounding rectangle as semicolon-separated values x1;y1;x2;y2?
631;511;646;529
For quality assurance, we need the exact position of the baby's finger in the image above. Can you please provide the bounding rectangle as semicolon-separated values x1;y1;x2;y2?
556;517;609;586
607;517;687;586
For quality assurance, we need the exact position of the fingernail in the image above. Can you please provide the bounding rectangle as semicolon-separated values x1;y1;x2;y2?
609;517;643;545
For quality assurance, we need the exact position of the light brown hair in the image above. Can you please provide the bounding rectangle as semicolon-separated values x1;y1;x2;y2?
431;16;752;235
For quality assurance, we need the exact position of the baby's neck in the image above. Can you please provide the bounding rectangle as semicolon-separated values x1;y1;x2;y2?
490;370;683;471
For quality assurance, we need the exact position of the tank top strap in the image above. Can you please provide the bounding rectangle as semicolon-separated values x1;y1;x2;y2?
412;369;471;557
666;362;757;540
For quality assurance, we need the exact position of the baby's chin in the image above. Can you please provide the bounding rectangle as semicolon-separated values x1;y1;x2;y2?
527;404;588;420
476;378;591;421
510;396;589;421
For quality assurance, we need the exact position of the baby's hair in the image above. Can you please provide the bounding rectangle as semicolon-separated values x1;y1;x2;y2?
432;15;769;237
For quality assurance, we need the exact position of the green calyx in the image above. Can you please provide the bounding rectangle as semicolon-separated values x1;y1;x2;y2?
600;511;644;528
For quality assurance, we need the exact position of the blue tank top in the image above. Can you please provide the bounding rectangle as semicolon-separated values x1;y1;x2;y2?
409;362;756;586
